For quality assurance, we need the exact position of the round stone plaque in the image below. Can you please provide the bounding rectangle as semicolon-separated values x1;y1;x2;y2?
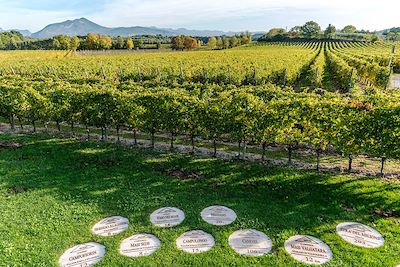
59;242;105;267
176;230;215;254
201;205;237;226
150;207;185;228
284;235;333;265
336;222;384;248
120;233;161;257
91;216;129;237
228;229;273;256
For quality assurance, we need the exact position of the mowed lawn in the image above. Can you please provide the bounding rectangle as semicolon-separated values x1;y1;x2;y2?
0;133;399;267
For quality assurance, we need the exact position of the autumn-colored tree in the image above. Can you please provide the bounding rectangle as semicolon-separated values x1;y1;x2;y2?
184;36;198;50
126;38;134;50
86;33;100;50
98;35;112;50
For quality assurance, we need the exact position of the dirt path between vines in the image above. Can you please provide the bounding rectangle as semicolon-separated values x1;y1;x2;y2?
1;123;399;179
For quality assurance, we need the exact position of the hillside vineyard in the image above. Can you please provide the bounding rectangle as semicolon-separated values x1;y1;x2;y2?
0;42;399;173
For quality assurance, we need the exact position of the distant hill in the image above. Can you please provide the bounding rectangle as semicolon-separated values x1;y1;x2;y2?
377;27;400;35
0;28;32;37
31;18;237;38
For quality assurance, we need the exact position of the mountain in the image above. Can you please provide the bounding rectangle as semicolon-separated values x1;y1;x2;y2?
0;27;32;36
31;18;237;38
377;27;400;35
12;29;32;37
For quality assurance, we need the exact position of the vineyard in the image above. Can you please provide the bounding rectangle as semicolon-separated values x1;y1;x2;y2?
1;42;400;175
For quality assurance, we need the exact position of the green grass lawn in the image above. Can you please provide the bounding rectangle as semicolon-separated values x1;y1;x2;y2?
0;133;399;266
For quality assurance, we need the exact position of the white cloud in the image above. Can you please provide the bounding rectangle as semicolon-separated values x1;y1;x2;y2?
89;0;400;31
0;0;399;32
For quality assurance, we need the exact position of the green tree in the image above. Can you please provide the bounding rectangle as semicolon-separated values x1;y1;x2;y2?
266;28;287;39
116;36;124;49
207;36;217;49
324;24;336;39
301;21;321;38
70;37;80;51
342;25;357;33
230;36;239;47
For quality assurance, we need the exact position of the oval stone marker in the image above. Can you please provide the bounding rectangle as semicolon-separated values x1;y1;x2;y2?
336;222;384;248
284;235;333;265
150;207;185;228
201;205;237;226
228;229;273;256
91;216;129;237
120;234;161;257
176;230;215;254
59;242;105;267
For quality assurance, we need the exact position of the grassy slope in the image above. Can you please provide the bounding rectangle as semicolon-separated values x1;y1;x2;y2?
0;133;399;267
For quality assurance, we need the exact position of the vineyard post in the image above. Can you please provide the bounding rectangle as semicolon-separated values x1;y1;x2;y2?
17;117;23;130
314;69;319;89
157;68;161;83
261;141;267;161
10;66;15;75
228;66;231;84
104;124;108;141
180;65;184;83
384;45;395;90
348;155;353;173
86;119;90;141
133;128;138;146
288;143;293;165
380;157;387;177
253;68;257;85
118;68;123;82
213;137;217;157
348;69;355;90
101;66;106;79
190;134;195;154
9;113;15;131
283;68;287;86
316;148;322;171
137;67;142;82
116;125;120;142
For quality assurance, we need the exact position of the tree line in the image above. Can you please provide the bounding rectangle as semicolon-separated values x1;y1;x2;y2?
207;33;252;50
0;79;399;176
261;22;383;42
0;32;171;51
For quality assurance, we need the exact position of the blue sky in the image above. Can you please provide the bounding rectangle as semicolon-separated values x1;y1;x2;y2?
0;0;398;32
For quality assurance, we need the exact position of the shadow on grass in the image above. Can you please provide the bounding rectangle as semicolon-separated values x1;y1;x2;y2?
2;133;398;235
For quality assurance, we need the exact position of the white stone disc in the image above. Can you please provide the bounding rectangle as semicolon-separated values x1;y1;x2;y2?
228;229;273;256
59;242;105;267
201;206;237;226
284;235;333;265
176;230;215;254
119;233;161;257
336;222;384;248
150;207;185;228
91;216;129;237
